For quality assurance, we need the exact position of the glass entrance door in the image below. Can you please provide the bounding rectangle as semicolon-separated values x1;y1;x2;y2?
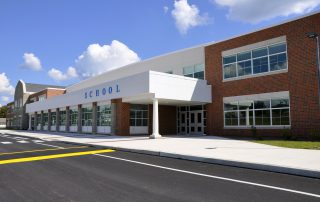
178;105;205;135
189;111;203;135
179;111;188;135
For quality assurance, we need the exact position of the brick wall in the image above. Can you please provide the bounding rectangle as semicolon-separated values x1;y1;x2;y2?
112;99;130;136
205;13;320;137
148;105;177;135
159;105;177;135
29;89;65;101
47;89;66;98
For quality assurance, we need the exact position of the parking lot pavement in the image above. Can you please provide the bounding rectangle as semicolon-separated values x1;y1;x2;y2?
0;133;319;202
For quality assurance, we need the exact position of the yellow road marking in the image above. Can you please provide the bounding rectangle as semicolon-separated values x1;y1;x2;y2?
0;146;88;156
0;149;114;165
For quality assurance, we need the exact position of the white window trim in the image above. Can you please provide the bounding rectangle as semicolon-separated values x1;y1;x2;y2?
97;104;112;127
222;40;288;82
130;105;149;127
223;91;291;129
222;36;286;56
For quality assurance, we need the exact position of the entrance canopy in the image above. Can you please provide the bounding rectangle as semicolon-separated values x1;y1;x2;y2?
26;71;212;113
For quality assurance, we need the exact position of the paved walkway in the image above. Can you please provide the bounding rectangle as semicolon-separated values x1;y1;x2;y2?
1;129;320;178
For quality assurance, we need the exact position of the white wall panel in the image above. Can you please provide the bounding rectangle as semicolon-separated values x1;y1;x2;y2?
66;46;204;93
130;126;148;134
27;71;212;113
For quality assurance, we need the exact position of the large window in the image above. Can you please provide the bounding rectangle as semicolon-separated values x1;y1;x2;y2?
224;98;290;127
36;114;41;126
97;104;112;126
59;110;66;126
223;42;287;79
69;108;78;126
130;105;148;126
42;113;48;126
50;112;56;125
82;107;92;126
183;64;205;80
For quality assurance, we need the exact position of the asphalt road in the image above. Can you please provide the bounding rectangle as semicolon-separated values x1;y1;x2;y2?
0;133;319;202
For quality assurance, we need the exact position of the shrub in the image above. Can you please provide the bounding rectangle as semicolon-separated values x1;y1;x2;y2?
309;129;320;141
282;128;296;140
251;126;263;140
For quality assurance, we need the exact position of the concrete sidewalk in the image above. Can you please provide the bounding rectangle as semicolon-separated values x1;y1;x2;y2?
1;129;320;178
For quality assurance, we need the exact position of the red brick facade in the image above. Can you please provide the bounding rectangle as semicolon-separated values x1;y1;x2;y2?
29;89;66;102
112;99;130;136
205;13;320;137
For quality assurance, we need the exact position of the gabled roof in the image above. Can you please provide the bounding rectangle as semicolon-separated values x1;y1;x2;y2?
25;83;65;93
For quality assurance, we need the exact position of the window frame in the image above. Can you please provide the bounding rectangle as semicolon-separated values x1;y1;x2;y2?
59;110;66;126
42;112;49;126
222;42;288;81
130;104;148;127
69;108;78;126
50;112;56;125
97;104;112;127
223;97;291;129
81;107;93;126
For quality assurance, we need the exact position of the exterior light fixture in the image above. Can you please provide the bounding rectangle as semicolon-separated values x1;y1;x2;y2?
307;32;320;105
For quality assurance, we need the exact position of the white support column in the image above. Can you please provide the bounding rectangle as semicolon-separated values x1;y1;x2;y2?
246;108;250;126
28;114;32;130
150;98;161;139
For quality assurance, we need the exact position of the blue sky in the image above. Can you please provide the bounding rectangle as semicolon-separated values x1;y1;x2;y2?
0;0;320;106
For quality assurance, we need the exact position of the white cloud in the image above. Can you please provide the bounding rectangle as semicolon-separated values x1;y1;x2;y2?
73;40;140;78
1;96;9;102
48;67;78;82
214;0;320;23
171;0;209;34
164;6;169;14
21;53;42;71
0;73;14;95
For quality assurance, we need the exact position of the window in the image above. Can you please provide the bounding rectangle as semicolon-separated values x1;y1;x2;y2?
224;97;290;127
270;53;287;71
254;100;270;125
224;102;239;126
253;56;268;74
130;105;148;126
237;52;252;76
50;112;56;125
271;99;290;125
82;107;92;126
223;55;237;79
183;64;205;80
238;101;254;126
36;114;41;126
39;95;46;102
223;42;287;79
97;104;112;126
59;110;66;126
42;113;48;126
69;108;78;126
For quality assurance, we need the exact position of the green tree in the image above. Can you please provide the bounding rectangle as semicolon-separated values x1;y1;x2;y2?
0;106;7;118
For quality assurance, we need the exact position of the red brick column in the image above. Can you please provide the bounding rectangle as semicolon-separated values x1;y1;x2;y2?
112;99;130;136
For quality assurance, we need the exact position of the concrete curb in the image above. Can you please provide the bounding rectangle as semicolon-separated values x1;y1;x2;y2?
2;130;320;179
102;146;320;179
